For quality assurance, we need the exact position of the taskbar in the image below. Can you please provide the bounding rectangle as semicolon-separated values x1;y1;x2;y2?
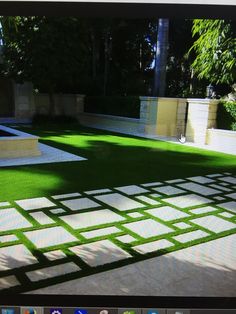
0;306;236;314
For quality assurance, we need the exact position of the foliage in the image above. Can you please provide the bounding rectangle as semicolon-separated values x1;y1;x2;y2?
217;100;236;131
2;17;90;93
189;19;236;85
84;96;140;118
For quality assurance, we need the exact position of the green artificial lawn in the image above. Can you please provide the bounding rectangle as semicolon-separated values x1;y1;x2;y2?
0;123;236;201
0;124;236;294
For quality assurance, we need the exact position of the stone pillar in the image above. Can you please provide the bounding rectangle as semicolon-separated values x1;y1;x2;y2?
176;99;188;137
139;96;158;135
76;94;85;115
14;82;35;119
186;98;219;144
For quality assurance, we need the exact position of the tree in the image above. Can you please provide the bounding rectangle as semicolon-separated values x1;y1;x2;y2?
153;18;169;97
189;19;236;85
2;16;90;115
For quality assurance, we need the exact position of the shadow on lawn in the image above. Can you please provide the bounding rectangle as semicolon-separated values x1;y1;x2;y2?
0;238;236;296
0;127;236;200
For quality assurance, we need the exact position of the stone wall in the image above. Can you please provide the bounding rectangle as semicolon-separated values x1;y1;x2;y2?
14;82;35;119
78;112;142;136
185;99;219;144
206;128;236;155
13;82;85;120
139;97;187;137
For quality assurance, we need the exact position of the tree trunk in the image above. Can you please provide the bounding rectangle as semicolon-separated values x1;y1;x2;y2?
153;19;169;97
103;32;109;96
103;27;112;96
91;29;97;81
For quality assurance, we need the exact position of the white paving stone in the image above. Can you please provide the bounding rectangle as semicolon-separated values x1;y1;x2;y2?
165;179;186;184
187;176;215;184
15;197;55;211
149;193;162;198
152;185;185;196
218;201;236;213
141;182;163;187
81;226;121;239
85;189;112;195
52;193;81;200
209;184;232;192
226;193;236;200
0;244;38;270
173;222;191;229
123;219;173;238
223;172;232;175
163;194;212;208
0;234;18;243
60;209;125;229
206;174;222;178
135;195;161;205
50;208;65;214
95;193;145;211
178;182;220;196
219;182;230;186
30;212;55;225
0;202;10;207
115;185;148;195
133;239;174;254
0;208;32;231
213;196;225;201
61;198;100;211
128;212;144;218
173;230;210;243
44;250;67;261
219;212;235;218
69;240;132;267
0;142;86;167
116;235;136;243
146;206;189;221
27;262;80;282
189;206;218;215
191;215;236;233
0;275;20;290
219;176;236;184
24;226;78;248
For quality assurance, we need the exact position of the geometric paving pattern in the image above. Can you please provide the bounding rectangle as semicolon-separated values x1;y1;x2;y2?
0;172;236;293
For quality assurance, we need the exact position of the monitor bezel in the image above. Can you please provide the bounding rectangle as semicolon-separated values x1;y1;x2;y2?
0;1;235;309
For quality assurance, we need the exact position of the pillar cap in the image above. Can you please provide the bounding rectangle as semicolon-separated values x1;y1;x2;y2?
187;98;219;104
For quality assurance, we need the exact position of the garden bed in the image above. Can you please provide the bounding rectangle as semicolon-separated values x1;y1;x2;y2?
0;125;41;158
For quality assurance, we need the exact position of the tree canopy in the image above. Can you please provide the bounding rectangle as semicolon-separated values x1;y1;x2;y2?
1;16;235;101
189;19;236;85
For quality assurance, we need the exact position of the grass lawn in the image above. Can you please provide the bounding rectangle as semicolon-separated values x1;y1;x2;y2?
0;123;236;294
0;123;236;201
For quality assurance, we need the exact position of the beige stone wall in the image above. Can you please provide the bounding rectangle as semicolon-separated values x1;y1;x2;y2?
186;99;219;144
0;138;41;158
13;82;85;120
0;125;41;158
78;112;142;135
206;128;236;155
139;97;159;134
14;82;36;119
140;97;187;137
34;93;84;117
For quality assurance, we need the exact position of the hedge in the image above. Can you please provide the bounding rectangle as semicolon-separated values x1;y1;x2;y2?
84;96;140;119
217;100;236;131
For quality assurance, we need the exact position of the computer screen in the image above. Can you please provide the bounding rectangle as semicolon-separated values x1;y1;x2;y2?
0;1;235;313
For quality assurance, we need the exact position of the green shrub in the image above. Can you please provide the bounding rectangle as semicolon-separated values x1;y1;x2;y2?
217;100;236;131
84;96;140;119
32;114;78;125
